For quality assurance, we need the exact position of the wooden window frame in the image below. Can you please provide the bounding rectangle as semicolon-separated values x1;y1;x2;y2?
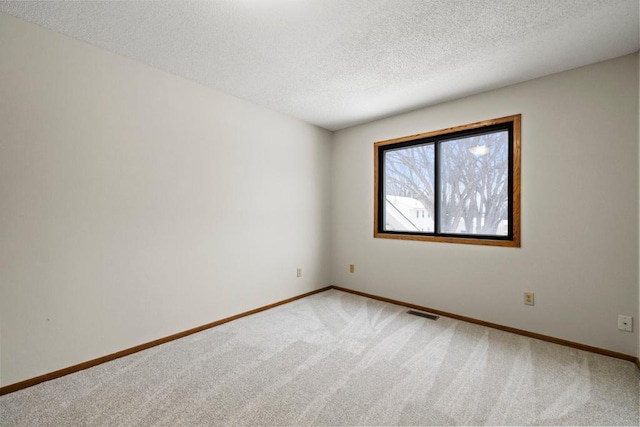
374;114;521;247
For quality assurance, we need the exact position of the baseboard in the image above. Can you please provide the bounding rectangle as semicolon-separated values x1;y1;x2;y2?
3;284;636;396
0;286;332;396
330;286;639;366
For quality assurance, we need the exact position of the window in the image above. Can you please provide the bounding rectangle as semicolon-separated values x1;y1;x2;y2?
374;115;521;247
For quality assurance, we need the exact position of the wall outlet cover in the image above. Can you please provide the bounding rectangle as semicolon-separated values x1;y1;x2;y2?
618;315;633;332
524;292;534;306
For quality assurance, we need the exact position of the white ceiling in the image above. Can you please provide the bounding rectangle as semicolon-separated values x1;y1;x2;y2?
1;1;638;131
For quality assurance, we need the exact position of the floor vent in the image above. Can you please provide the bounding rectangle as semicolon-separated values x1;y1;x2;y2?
407;310;440;320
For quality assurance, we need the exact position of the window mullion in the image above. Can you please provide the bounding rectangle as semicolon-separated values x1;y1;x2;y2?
434;140;440;235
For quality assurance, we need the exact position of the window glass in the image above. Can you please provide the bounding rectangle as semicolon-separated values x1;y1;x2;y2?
439;131;509;235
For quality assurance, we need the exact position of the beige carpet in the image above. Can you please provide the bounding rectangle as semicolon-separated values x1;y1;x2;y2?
1;289;639;426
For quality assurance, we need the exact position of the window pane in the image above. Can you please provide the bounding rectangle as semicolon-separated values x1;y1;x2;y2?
383;144;435;232
439;131;509;235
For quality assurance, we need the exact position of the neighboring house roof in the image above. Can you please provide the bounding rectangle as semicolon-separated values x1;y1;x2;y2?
385;195;432;232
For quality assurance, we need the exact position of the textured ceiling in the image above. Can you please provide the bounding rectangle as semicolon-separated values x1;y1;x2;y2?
1;1;638;131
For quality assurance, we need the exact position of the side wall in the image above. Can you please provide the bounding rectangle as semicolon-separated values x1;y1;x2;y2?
331;53;639;356
0;14;332;386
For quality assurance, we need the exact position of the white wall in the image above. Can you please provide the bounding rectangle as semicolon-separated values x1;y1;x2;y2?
0;14;332;387
331;54;639;356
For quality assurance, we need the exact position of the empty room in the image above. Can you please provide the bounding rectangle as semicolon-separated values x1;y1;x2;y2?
1;1;639;426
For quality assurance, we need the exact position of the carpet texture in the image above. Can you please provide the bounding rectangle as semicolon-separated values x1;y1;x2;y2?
1;289;639;426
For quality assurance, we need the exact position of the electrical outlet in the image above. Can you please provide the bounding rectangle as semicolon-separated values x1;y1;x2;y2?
618;315;633;332
524;292;534;306
296;268;302;278
349;264;355;273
